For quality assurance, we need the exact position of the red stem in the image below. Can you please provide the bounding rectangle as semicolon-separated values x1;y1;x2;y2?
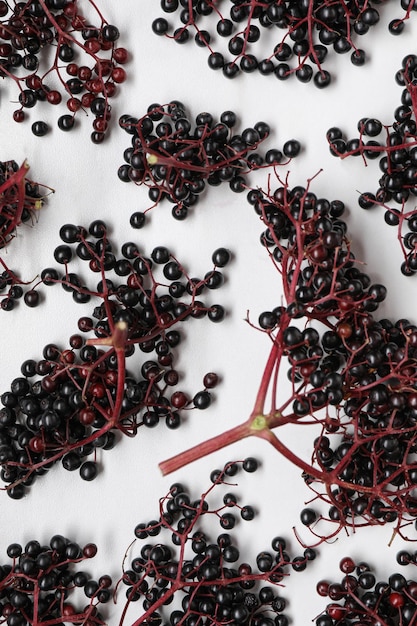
160;420;251;476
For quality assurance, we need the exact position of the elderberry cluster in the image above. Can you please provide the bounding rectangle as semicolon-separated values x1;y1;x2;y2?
151;0;414;84
160;176;417;538
0;160;47;248
0;160;50;311
0;535;111;626
118;101;300;218
249;183;381;327
250;181;417;537
119;461;315;626
0;277;40;311
327;54;417;275
0;220;228;497
316;556;417;626
0;0;128;141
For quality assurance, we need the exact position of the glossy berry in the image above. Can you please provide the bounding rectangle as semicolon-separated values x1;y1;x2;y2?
31;121;49;136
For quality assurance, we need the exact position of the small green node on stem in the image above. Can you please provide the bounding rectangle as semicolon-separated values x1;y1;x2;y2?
250;414;269;431
86;321;128;349
147;153;159;166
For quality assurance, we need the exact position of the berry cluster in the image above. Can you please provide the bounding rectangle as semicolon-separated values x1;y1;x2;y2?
151;0;415;84
0;270;40;311
327;54;417;275
316;555;417;626
0;0;128;141
118;460;316;626
118;101;300;218
159;174;417;541
0;535;111;626
0;159;51;311
0;160;48;249
0;220;229;497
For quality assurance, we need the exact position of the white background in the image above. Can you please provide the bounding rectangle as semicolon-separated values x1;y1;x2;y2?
1;1;417;624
